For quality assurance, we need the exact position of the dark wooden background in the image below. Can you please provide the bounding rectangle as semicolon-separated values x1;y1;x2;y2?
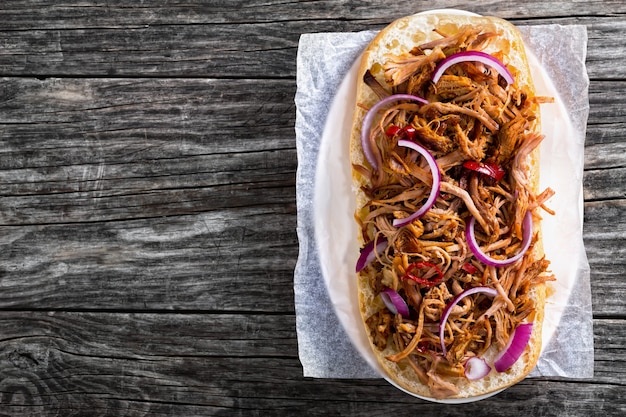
0;1;623;416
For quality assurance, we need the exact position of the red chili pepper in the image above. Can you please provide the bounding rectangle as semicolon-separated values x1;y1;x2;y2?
463;160;506;182
402;126;417;140
461;262;479;274
385;125;402;137
402;262;444;287
386;125;417;140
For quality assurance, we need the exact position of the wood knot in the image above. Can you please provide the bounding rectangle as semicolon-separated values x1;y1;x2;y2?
8;348;48;370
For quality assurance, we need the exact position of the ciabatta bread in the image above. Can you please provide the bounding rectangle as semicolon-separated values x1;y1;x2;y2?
350;12;552;400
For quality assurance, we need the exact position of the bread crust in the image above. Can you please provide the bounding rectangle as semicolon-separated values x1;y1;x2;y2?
351;13;548;400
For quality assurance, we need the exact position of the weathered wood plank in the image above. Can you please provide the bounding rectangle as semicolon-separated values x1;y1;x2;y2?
0;162;296;224
0;375;621;417
0;78;295;136
0;313;622;416
584;123;626;169
0;207;298;311
0;312;297;358
0;180;296;225
584;169;626;201
584;200;626;317
0;1;624;28
588;81;626;124
0;77;296;224
0;16;622;79
0;0;626;30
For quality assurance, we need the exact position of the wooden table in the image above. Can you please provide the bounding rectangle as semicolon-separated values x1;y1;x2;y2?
0;2;623;416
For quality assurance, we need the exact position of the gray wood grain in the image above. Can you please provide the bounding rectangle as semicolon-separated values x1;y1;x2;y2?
0;312;622;416
0;17;622;79
0;77;296;225
0;1;625;26
0;208;298;311
3;0;626;80
0;0;623;415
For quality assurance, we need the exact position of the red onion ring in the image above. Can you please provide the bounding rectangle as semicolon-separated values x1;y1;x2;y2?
466;211;533;267
439;286;498;355
360;94;429;170
355;237;388;273
432;51;515;85
380;288;410;318
464;356;492;381
494;322;534;372
391;140;441;228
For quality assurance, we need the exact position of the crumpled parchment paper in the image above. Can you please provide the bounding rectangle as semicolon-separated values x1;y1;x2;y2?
294;23;593;381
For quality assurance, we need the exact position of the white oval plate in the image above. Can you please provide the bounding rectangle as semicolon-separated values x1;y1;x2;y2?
314;9;577;403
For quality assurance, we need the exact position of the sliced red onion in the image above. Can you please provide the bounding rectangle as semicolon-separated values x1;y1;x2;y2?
440;286;498;355
360;94;429;170
432;51;515;85
355;237;388;273
380;288;410;318
466;210;533;267
464;356;492;381
392;140;441;227
494;322;534;372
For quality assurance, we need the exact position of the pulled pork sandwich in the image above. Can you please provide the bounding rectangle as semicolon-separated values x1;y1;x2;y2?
350;12;555;400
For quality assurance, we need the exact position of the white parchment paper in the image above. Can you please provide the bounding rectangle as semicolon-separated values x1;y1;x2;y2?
294;23;593;383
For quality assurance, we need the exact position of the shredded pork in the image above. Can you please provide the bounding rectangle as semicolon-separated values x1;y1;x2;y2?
357;24;555;399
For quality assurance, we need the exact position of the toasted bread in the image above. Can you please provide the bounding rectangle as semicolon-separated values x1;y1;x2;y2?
351;13;549;400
